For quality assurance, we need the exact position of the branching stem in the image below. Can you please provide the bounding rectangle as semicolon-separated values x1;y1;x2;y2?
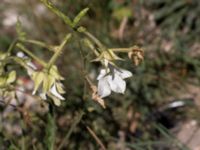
16;43;46;66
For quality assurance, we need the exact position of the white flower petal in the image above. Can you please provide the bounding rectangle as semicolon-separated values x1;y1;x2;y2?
50;84;65;100
97;69;107;80
98;77;111;98
26;62;37;76
27;62;37;70
115;68;132;79
107;74;126;94
32;90;36;95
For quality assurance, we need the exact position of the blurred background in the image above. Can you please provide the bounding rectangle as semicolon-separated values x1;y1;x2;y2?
0;0;200;149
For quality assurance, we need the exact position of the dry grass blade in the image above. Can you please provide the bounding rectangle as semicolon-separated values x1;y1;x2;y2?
86;125;106;150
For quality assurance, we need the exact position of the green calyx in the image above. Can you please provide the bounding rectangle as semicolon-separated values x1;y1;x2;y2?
32;65;64;94
0;71;16;88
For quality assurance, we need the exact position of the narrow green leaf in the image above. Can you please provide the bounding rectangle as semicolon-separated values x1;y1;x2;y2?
73;8;89;27
40;0;73;27
45;112;56;150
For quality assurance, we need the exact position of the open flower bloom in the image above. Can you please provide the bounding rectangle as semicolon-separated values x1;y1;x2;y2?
97;66;132;98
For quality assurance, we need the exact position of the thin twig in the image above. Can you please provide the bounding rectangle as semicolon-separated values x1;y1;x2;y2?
7;38;18;53
57;111;85;150
16;43;46;66
22;39;54;51
85;76;106;108
86;125;106;150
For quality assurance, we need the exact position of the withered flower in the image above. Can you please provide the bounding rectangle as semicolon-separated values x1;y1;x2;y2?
128;46;144;66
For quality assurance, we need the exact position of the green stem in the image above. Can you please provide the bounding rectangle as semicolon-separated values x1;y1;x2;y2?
47;34;71;68
83;38;100;57
45;104;56;150
7;39;18;53
11;56;34;73
21;39;54;51
39;0;73;28
80;28;105;51
39;0;106;56
16;43;46;66
110;46;142;53
57;111;85;150
109;48;132;53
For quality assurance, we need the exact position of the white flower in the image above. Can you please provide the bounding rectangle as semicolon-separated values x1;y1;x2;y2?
97;67;132;98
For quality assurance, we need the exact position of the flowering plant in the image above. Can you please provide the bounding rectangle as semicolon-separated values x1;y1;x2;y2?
0;0;143;109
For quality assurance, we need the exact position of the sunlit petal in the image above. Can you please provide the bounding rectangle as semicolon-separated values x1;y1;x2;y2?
107;74;126;94
115;68;132;79
27;62;37;70
50;84;65;100
98;77;111;98
97;69;107;80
